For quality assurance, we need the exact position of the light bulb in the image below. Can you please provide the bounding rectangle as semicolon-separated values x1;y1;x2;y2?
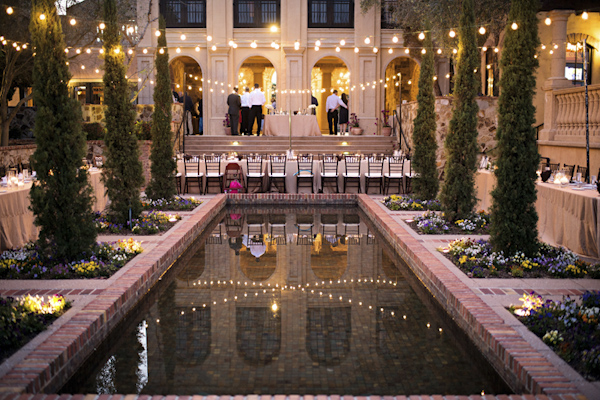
70;18;76;26
143;48;148;54
294;41;300;50
482;46;487;51
354;47;359;53
6;7;13;15
340;39;345;46
494;47;499;53
159;48;164;54
251;41;257;48
181;34;186;40
336;46;340;52
211;45;216;51
76;48;81;54
582;11;588;20
541;44;546;50
449;30;456;38
446;73;450;78
39;14;46;20
314;46;319;51
421;48;426;54
437;48;442;54
81;65;85;69
114;47;120;54
392;36;398;43
373;47;378;53
364;37;370;45
405;48;409;54
207;35;212;41
228;40;234;46
388;48;393;54
315;40;321;47
479;26;486;35
195;46;200;52
176;47;181;53
511;22;518;30
128;49;133;55
86;48;91;54
418;31;425;40
99;48;104;54
270;25;278;32
154;30;160;36
453;48;458;54
545;17;551;25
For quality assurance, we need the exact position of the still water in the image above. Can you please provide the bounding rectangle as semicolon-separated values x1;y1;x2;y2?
62;207;510;395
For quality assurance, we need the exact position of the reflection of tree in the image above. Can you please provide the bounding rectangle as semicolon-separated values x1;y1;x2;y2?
236;307;281;365
95;355;117;393
157;282;177;392
306;307;351;366
176;307;211;365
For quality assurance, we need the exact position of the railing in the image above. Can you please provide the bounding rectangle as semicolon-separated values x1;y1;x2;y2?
541;83;600;144
393;109;411;156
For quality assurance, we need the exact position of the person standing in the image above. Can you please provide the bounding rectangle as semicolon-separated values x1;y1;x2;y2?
240;87;251;135
311;93;319;115
339;93;349;135
227;87;242;136
325;89;347;136
183;92;195;135
197;97;203;135
249;83;266;135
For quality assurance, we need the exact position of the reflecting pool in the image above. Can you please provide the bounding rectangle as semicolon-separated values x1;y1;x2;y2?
62;207;510;395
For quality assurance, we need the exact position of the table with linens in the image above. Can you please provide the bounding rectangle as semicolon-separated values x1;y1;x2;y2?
0;169;108;251
475;169;600;259
263;115;321;137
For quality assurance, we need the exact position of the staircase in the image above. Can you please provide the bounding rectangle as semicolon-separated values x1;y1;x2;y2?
182;135;396;155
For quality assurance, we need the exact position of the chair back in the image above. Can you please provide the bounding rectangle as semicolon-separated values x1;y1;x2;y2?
548;162;560;173
344;155;361;175
269;154;287;175
297;154;313;175
388;156;403;176
575;165;589;183
224;162;244;192
321;154;338;175
247;154;263;175
184;155;200;175
204;154;221;175
563;164;576;181
367;154;384;176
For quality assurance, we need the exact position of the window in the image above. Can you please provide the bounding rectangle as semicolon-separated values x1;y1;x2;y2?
381;0;397;29
565;42;593;86
234;0;280;28
161;0;206;28
308;0;354;28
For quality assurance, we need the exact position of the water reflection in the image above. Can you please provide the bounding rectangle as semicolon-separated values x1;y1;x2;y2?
63;209;509;396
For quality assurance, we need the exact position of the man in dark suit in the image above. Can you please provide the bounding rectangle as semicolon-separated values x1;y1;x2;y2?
227;87;242;135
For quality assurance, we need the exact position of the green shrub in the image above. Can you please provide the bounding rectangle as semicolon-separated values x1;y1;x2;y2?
82;122;105;140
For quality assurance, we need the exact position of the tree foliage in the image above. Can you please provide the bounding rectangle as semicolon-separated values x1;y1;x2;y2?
411;30;438;200
28;0;97;260
145;16;177;201
101;0;144;224
490;0;540;257
440;0;479;222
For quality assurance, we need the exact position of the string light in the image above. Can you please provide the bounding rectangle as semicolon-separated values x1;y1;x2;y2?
404;48;409;54
421;48;426;54
545;17;551;25
195;46;200;52
392;36;398;43
388;48;393;54
315;40;321;47
453;48;458;54
364;37;370;45
207;35;212;41
99;22;105;30
143;48;148;54
449;30;456;38
154;30;160;36
336;46;340;52
6;6;13;15
159;48;164;54
314;46;319;51
294;41;300;50
354;47;359;53
340;39;345;46
86;48;91;54
582;11;588;20
211;45;216;51
176;47;181;53
181;34;186;40
270;25;278;32
494;47;499;53
511;22;518;30
437;48;442;54
373;47;378;53
39;14;46;20
482;46;487;52
479;26;486;35
70;18;77;26
418;31;425;40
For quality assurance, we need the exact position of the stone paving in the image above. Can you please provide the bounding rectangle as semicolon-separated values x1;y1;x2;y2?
0;193;599;400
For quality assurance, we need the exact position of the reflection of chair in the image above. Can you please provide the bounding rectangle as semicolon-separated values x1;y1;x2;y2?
343;155;361;193
297;154;314;193
246;154;265;193
204;155;223;193
268;154;287;193
184;155;203;194
224;162;245;193
321;214;338;242
269;214;287;245
320;154;339;193
384;156;404;195
206;223;223;244
296;214;314;245
365;155;384;194
343;214;360;245
225;213;244;238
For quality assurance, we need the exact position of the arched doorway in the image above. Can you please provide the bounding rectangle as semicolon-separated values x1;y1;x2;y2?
170;56;203;134
311;56;350;134
384;57;419;115
238;56;277;135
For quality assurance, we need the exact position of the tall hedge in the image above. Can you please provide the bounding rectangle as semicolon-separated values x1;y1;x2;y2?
29;0;97;260
411;29;439;200
490;0;540;257
145;16;177;200
101;0;144;224
440;0;479;222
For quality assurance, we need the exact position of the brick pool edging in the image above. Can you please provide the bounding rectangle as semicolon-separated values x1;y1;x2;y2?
0;195;228;395
356;195;580;397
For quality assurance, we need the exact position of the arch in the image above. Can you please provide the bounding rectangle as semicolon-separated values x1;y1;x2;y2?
311;56;351;134
236;306;281;366
383;56;420;113
306;307;351;366
169;55;204;134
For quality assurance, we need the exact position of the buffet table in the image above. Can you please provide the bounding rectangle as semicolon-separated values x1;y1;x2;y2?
475;170;600;258
263;115;321;137
0;169;108;251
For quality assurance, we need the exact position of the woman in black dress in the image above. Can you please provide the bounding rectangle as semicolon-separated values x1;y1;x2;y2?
339;93;349;135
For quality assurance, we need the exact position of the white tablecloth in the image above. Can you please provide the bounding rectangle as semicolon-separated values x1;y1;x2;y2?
263;115;321;137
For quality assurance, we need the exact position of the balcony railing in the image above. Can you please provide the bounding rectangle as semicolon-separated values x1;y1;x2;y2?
308;0;354;28
161;0;206;28
234;0;280;28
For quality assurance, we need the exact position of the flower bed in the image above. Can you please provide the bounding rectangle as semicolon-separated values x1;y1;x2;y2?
441;238;600;278
141;196;201;211
511;291;600;380
95;210;181;235
407;210;490;235
382;195;442;211
0;239;143;279
1;294;71;362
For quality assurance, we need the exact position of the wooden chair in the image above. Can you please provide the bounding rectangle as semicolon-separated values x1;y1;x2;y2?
223;162;244;193
365;154;385;194
246;154;265;193
184;155;203;194
320;154;339;193
404;159;415;194
343;155;361;193
383;156;404;195
268;154;287;193
204;154;223;194
563;164;576;182
575;165;589;183
174;156;182;194
548;162;561;173
296;154;314;193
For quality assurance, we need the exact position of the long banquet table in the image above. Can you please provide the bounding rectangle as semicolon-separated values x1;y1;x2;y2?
475;169;600;258
263;115;321;137
0;169;108;251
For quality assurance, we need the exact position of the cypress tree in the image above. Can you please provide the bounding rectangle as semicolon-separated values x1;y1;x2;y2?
490;0;540;257
145;16;177;201
28;0;97;260
411;29;439;200
439;0;479;222
101;0;144;224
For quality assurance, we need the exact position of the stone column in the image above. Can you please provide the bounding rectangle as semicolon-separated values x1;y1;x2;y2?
543;10;573;91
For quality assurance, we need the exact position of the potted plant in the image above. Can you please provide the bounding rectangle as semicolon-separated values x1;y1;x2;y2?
381;110;392;136
349;113;363;135
223;114;231;135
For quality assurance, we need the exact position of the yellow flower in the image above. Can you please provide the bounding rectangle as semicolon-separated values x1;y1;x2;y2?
459;255;468;264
